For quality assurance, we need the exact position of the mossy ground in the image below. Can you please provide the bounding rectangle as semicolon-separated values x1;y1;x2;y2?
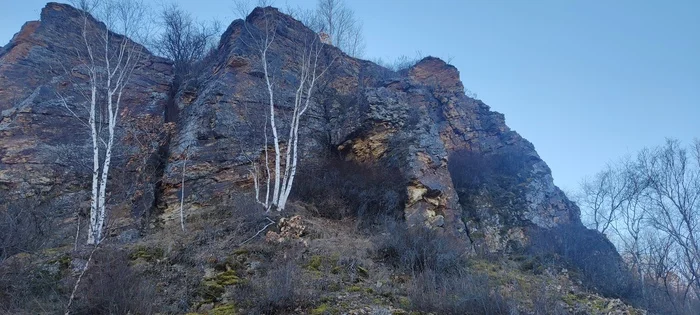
1;202;644;314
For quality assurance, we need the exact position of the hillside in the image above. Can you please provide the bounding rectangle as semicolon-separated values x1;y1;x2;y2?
0;3;642;314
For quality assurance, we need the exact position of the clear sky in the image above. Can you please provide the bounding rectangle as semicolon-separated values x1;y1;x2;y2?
1;0;698;193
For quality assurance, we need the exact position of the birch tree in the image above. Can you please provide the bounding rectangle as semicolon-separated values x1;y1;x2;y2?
62;0;147;245
315;0;365;57
239;7;332;211
236;0;365;57
179;144;191;232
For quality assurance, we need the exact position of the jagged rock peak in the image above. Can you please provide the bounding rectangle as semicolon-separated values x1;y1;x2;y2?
409;57;464;92
218;6;327;54
0;0;172;227
42;2;84;19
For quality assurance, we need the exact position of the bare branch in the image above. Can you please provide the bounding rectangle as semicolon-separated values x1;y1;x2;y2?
238;217;275;246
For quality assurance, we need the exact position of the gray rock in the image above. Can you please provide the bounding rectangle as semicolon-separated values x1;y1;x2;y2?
117;229;141;244
0;3;172;239
0;5;625;287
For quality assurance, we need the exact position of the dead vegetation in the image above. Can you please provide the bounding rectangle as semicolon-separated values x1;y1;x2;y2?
0;194;650;314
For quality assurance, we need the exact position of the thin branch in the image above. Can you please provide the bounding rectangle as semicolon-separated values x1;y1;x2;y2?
64;244;98;315
238;217;275;246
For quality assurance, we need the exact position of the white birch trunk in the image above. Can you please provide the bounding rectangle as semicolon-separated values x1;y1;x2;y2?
79;3;141;244
277;39;327;210
263;118;271;208
87;80;100;244
180;148;188;232
262;51;282;209
245;10;332;212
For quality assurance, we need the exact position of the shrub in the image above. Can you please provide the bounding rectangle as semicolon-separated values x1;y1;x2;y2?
375;220;467;276
292;158;406;228
71;248;156;315
236;261;312;314
448;148;533;192
190;194;269;247
625;276;700;315
530;281;567;315
375;219;513;314
0;256;64;313
0;199;52;261
371;54;423;72
407;269;511;315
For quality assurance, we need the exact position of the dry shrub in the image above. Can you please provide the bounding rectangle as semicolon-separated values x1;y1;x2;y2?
375;220;467;275
627;278;700;315
408;269;511;315
189;193;270;247
374;219;514;314
0;257;64;313
0;199;62;313
71;248;155;315
530;281;567;315
448;148;533;223
233;260;313;314
292;158;406;228
0;199;52;261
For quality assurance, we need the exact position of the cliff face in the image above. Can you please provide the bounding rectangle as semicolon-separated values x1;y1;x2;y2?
1;4;618;273
0;3;172;236
160;7;583;252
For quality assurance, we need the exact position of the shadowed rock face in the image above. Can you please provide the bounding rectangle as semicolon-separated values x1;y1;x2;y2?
0;3;172;235
1;3;608;266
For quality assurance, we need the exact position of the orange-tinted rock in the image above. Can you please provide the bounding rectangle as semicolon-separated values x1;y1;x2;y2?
0;3;173;237
158;7;582;252
1;5;620;282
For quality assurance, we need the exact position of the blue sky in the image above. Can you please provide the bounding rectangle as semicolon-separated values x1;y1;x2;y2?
1;0;698;192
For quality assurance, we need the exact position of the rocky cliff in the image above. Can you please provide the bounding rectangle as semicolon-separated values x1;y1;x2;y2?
159;7;587;253
0;2;172;238
1;3;625;294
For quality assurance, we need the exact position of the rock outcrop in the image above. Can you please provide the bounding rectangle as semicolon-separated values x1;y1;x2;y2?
0;3;625;292
0;3;172;236
160;7;582;251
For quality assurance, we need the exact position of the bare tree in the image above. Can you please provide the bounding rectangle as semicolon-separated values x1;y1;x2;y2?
283;3;322;31
314;0;365;57
578;139;700;310
577;157;652;291
237;0;365;57
152;3;221;80
61;0;148;245
639;139;700;298
578;158;643;235
613;175;647;284
233;0;277;19
238;7;333;211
